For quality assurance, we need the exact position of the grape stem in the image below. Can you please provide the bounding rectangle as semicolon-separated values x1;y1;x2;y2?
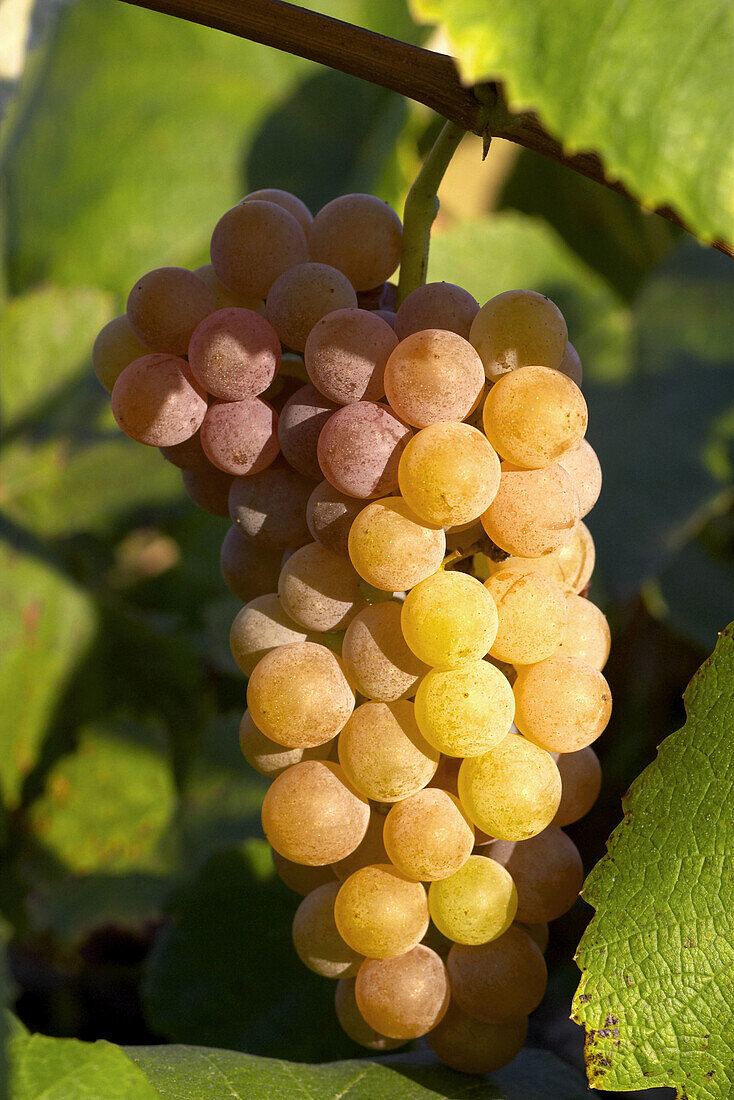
442;537;491;569
397;120;467;306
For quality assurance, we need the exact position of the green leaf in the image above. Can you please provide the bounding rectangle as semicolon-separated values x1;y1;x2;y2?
8;1034;160;1100
574;623;734;1097
411;0;734;248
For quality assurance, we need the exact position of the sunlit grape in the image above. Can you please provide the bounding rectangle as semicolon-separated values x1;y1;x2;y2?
458;734;561;841
469;289;567;380
292;882;362;978
230;593;308;676
383;788;474;881
558;594;611;669
489;827;584;923
334;979;404;1051
305;307;397;404
348;497;445;591
482;364;587;469
188;307;280;400
278;542;365;632
126;267;217;355
384;329;485;427
401;571;498;668
394;282;479;341
355;946;450;1039
414;660;514;757
317;401;411;498
265;263;357;352
428;854;517;945
334;863;429;958
513;655;612;752
486;520;595;594
485;569;567;665
308;194;402;291
338;700;439;802
481;463;579;557
558;438;602;516
111;354;207;447
200;398;279;476
447;925;547;1022
398;422;500;527
92;315;149;391
210;200;308;299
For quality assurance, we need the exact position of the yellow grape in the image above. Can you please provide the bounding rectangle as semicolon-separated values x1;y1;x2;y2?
348;497;446;592
558;594;611;669
230;593;308;677
292;882;362;978
458;734;561;841
557;341;583;386
486;519;596;594
238;710;332;778
558;438;602;517
469;289;567;381
398;422;500;527
332;808;388;881
482;364;587;469
383;788;474;881
355;946;450;1039
552;747;602;826
247;641;354;748
401;570;498;668
308;194;402;291
278;542;365;632
414;660;515;757
489;827;583;923
485;570;567;666
271;850;336;897
338;700;439;802
383;330;485;427
92;315;149;392
262;760;369;865
481;463;579;557
341;601;428;702
394;282;479;341
428;1003;528;1074
265;263;357;352
334;864;429;958
447;925;547;1023
334;979;404;1051
428;854;517;945
513;655;612;752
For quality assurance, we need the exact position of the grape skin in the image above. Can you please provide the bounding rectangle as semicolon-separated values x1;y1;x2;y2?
355;946;450;1039
317;401;412;499
92;315;149;392
200;398;280;476
182;466;233;517
558;594;611;669
341;601;428;703
277;542;365;632
558;438;602;517
188;307;280;400
241;188;313;234
210;200;308;299
126;267;217;355
428;1002;528;1074
305;307;397;404
334;979;404;1051
398;422;500;528
292;882;362;978
447;925;547;1023
278;383;338;480
306;481;366;557
229;462;312;548
469;289;567;381
337;700;439;803
481;462;580;557
557;341;583;386
414;660;515;757
265;263;357;352
348;497;446;592
428;854;518;945
489;827;584;923
513;655;612;752
485;569;568;666
308;194;402;291
552;746;602;826
383;788;474;881
160;430;213;475
230;593;308;677
193;264;265;312
112;354;207;447
220;526;282;603
458;734;562;841
334;863;429;958
394;282;479;341
401;570;498;669
486;519;596;594
238;709;332;778
384;329;485;428
482;364;587;469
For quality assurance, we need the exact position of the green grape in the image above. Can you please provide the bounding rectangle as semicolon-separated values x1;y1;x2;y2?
557;594;611;669
334;863;429;958
355;946;450;1039
238;709;333;778
230;593;308;677
414;660;515;757
247;641;354;748
278;542;365;632
394;282;479;341
469;289;567;381
348;497;445;592
308;194;402;291
383;788;474;881
341;601;428;702
398;421;500;527
513;656;612;752
481;462;580;558
262;760;369;866
428;1003;528;1074
428;854;517;945
338;700;439;802
447;925;547;1023
92;315;149;392
332;808;388;881
383;329;485;427
558;438;602;517
485;569;567;666
271;849;336;896
552;746;602;826
334;979;404;1051
292;882;362;978
457;735;561;841
482;364;587;469
401;570;498;669
489;827;583;923
265;263;357;352
486;519;595;594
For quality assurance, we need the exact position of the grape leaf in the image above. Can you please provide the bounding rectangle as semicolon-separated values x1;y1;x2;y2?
7;1034;160;1100
573;623;734;1097
411;0;734;249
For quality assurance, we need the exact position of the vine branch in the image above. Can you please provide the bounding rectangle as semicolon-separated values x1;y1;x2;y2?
121;0;732;260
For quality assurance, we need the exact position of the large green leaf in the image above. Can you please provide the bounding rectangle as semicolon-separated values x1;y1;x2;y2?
7;1034;159;1100
411;0;734;248
574;623;734;1097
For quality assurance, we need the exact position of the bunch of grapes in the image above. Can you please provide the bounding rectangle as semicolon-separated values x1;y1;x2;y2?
94;187;611;1075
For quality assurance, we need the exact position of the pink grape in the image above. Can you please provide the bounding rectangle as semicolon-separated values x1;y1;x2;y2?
126;267;216;355
278;384;338;480
210;200;308;299
318;402;411;499
188;308;281;400
200;399;280;476
304;308;397;404
111;354;207;447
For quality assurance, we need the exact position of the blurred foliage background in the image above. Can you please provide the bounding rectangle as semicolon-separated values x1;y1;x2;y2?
0;0;732;1091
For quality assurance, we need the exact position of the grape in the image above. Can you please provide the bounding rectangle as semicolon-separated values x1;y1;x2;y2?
383;330;485;428
394;282;479;341
306;481;365;557
305;308;397;404
558;438;602;517
552;746;602;826
200;398;279;476
160;429;213;474
485;569;568;665
338;700;439;802
238;709;332;778
489;827;584;923
428;1002;528;1074
348;497;445;592
308;194;402;291
278;542;365;632
414;660;515;757
557;341;583;386
229;462;312;548
334;979;404;1051
482;365;588;469
247;640;354;748
375;309;396;327
292;882;362;978
92;315;149;391
469;289;567;381
188;307;280;401
341;601;427;702
220;526;282;603
457;734;561;841
193;264;265;312
401;571;498;669
428;854;517;945
398;422;500;528
383;788;474;881
520;921;550;953
481;463;580;557
447;925;547;1023
558;594;611;669
513;656;612;752
262;760;369;865
126;267;217;355
210;200;308;299
487;519;595;594
355;946;450;1039
332;808;388;881
182;466;233;517
272;849;336;896
111;354;207;447
317;402;412;499
278;384;338;480
241;188;313;234
334;863;429;958
265;263;357;352
230;593;308;676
